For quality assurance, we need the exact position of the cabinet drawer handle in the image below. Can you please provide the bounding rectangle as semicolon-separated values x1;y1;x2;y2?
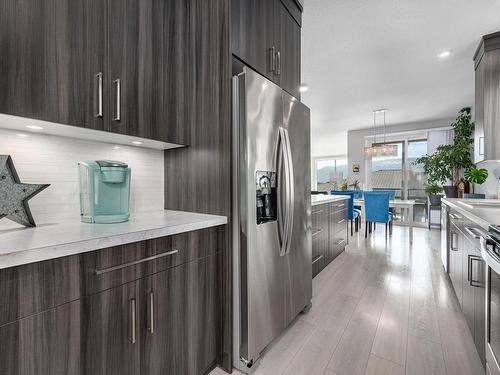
113;78;121;121
95;72;103;118
464;227;481;240
312;209;324;215
94;249;179;275
312;229;323;237
130;298;136;344
450;232;458;251
148;291;154;334
276;50;281;76
450;213;462;220
312;255;323;264
335;239;345;246
269;46;276;73
468;255;484;288
337;219;345;224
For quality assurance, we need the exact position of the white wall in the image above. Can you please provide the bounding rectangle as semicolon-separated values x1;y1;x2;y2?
346;118;454;187
0;128;164;229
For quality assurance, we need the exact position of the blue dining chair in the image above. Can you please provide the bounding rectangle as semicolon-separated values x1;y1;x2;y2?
363;191;393;239
331;191;360;236
463;193;486;199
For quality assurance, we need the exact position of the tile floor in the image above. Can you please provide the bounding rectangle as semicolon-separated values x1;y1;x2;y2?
211;226;485;375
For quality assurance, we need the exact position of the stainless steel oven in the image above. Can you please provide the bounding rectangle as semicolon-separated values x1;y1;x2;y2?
481;230;500;375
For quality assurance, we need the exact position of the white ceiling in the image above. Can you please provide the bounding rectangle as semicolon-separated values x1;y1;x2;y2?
301;0;500;157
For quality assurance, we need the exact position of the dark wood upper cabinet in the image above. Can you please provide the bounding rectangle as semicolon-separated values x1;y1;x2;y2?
474;32;500;162
48;0;107;131
0;0;191;145
231;0;275;80
232;0;302;98
277;1;301;98
0;0;52;120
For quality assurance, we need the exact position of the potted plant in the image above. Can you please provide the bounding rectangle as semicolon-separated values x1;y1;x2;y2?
340;177;349;191
425;183;444;206
414;108;475;198
464;168;489;190
349;179;361;190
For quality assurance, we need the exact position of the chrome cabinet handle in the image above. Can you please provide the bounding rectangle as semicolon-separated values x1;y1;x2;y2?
130;299;136;344
113;78;121;121
312;229;323;237
468;255;484;288
269;47;276;73
312;255;323;264
450;232;459;251
335;239;345;246
148;292;154;334
312;209;324;215
94;249;179;275
337;219;345;224
276;50;281;76
95;72;103;118
450;213;462;220
464;227;481;240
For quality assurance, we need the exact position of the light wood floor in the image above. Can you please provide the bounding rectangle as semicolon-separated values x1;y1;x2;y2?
211;226;485;375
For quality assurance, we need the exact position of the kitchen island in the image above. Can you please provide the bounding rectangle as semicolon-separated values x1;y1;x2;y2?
0;211;227;375
311;195;349;277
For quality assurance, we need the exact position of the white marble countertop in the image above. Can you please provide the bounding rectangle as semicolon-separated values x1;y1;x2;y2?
442;198;500;230
0;210;227;269
311;194;349;206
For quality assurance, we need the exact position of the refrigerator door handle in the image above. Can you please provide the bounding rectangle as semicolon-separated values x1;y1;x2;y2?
282;127;294;255
277;127;291;256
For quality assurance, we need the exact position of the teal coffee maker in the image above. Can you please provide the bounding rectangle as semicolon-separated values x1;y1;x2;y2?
78;160;131;223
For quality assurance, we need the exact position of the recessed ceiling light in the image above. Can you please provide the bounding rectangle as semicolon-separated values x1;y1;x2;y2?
299;83;308;93
437;50;452;59
132;141;143;145
26;125;44;130
17;133;29;138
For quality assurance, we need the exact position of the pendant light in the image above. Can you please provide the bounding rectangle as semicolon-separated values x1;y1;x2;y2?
364;109;397;158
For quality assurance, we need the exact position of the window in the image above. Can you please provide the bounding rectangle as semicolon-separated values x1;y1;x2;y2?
367;138;429;225
314;157;347;192
370;142;404;199
408;139;428;223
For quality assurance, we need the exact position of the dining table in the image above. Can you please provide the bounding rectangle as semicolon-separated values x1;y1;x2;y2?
354;198;416;244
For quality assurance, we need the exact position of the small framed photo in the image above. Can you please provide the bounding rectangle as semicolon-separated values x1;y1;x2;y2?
352;164;360;173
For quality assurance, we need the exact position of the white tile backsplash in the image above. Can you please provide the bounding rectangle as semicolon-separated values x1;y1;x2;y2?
0;128;164;228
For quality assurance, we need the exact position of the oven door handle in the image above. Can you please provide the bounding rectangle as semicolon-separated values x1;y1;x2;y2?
481;236;500;275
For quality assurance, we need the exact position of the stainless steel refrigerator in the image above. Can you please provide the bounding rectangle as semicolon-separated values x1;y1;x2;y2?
232;67;312;372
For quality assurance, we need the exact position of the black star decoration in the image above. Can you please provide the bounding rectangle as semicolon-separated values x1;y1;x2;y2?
0;155;50;227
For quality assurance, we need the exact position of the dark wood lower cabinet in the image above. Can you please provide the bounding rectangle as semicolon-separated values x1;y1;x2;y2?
0;228;222;375
446;208;486;367
312;201;348;278
141;256;218;375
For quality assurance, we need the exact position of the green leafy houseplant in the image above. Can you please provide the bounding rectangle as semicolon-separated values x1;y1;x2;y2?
413;108;475;197
349;179;361;190
464;168;489;185
424;183;443;206
425;184;443;195
340;177;349;191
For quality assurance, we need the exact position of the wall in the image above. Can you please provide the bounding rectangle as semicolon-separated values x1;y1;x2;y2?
347;118;454;187
0;128;164;229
